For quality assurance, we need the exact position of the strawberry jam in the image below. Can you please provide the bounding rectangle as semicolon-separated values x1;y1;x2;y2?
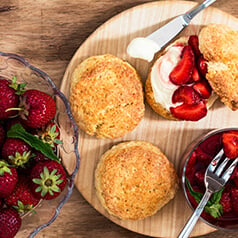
182;129;238;229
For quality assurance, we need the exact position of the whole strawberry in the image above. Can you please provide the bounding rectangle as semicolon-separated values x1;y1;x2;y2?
0;124;5;148
37;121;62;148
4;175;40;215
0;208;22;238
30;160;67;200
2;138;32;167
19;89;56;129
0;160;18;198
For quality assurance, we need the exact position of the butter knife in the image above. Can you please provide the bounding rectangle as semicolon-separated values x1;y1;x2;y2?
127;0;217;61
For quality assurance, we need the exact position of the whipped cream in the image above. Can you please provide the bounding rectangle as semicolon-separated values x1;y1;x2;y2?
150;46;183;110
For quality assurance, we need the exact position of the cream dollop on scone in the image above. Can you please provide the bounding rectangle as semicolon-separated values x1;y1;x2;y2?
95;141;178;220
145;35;217;121
199;24;238;110
69;54;144;139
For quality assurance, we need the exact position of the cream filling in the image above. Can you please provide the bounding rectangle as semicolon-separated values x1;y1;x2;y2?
150;46;183;111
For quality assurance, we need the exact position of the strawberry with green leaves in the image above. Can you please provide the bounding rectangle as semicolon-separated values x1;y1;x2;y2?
4;175;40;215
19;89;56;129
0;160;18;198
2;138;32;167
0;76;26;120
30;160;66;200
0;208;22;238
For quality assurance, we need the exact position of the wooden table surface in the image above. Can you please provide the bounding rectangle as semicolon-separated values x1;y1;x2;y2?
1;0;238;237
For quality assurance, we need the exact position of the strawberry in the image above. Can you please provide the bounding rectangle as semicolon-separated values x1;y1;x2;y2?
196;55;208;76
194;146;212;166
2;138;32;167
0;208;22;238
0;78;19;120
6;117;30;132
170;100;207;121
37;121;62;148
0;124;5;148
30;160;67;200
0;160;18;198
169;45;195;85
231;167;238;187
222;131;238;159
220;191;232;213
191;66;201;82
192;79;212;99
188;35;201;59
19;89;56;129
4;175;40;214
230;187;238;215
194;170;205;185
0;199;3;209
172;86;201;105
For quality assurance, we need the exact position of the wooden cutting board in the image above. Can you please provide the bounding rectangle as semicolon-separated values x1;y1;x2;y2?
60;1;238;237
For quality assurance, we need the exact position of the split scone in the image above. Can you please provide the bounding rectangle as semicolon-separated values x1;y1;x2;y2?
95;141;178;220
69;54;144;139
145;24;238;121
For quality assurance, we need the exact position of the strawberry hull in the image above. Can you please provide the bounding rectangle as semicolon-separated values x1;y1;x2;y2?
181;128;238;230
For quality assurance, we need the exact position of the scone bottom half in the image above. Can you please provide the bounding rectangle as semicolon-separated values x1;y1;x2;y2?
69;54;145;139
145;24;238;121
95;141;179;220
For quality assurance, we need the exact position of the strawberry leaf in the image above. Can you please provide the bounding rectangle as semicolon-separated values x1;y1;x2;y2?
185;178;224;218
7;123;59;162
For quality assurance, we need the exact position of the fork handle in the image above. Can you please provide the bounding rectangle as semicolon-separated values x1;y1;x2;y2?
178;189;213;238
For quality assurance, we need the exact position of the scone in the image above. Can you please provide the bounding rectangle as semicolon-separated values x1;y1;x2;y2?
95;141;178;220
145;24;237;121
69;54;144;139
199;24;238;110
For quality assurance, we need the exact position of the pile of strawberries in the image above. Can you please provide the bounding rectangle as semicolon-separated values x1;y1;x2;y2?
0;77;67;238
169;35;212;121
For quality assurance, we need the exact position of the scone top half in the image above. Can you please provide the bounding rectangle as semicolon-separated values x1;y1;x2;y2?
69;54;145;139
145;24;238;121
95;141;178;220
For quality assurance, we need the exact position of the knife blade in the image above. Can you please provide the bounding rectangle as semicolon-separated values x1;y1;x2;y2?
127;0;216;61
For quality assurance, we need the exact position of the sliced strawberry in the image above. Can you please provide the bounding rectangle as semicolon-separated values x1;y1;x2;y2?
169;45;195;85
192;79;212;99
197;55;208;76
170;100;207;121
172;86;200;104
188;35;201;59
222;131;238;159
191;66;201;82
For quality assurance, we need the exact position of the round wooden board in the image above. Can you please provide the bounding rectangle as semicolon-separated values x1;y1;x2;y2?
60;1;238;237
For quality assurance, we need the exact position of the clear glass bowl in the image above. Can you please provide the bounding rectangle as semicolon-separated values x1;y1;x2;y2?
0;52;80;237
180;128;238;231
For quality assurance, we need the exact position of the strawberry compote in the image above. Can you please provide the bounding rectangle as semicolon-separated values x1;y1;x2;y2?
181;128;238;230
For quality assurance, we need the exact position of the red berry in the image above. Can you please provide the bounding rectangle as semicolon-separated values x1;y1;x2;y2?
30;160;67;200
196;55;208;76
4;175;40;215
230;188;238;215
2;138;32;167
172;86;201;105
220;191;232;213
222;131;238;159
192;79;212;99
0;160;18;198
0;208;22;238
0;78;19;120
169;45;195;85
170;100;207;121
191;66;201;82
188;35;201;59
19;89;56;129
0;124;5;148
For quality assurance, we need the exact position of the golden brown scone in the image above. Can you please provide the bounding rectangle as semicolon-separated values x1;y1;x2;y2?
95;141;178;220
69;54;145;139
199;24;238;110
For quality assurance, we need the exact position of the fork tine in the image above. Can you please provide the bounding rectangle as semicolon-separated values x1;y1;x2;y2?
215;157;229;176
222;158;238;182
207;149;224;172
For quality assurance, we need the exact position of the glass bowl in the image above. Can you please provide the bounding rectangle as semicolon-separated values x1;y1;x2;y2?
0;52;80;237
181;128;238;231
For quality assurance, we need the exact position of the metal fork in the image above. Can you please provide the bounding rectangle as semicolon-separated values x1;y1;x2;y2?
178;149;238;238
